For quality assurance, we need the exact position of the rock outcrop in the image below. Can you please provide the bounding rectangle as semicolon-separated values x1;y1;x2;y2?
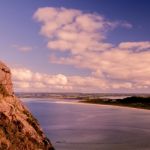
0;61;54;150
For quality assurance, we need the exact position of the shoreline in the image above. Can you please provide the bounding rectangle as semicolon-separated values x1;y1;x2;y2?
79;101;150;111
79;96;150;111
22;97;150;112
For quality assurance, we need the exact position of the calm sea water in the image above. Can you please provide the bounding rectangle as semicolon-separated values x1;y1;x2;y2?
23;98;150;150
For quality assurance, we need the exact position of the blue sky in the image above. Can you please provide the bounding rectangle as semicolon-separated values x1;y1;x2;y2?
0;0;150;93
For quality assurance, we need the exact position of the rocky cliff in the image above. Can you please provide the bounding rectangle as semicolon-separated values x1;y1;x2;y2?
0;61;54;150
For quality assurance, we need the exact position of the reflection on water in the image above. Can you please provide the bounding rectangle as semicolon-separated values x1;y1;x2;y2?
23;99;150;150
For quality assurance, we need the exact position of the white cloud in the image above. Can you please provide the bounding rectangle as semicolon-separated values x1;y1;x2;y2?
12;68;33;81
119;41;150;51
12;68;68;85
34;7;116;54
12;68;70;92
24;7;150;92
49;48;150;87
12;67;108;92
11;63;150;93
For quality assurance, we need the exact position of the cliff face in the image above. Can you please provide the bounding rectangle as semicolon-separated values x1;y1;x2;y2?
0;61;54;150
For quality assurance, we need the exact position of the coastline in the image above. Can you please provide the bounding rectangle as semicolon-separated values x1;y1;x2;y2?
79;101;150;111
22;97;150;112
25;97;150;150
79;96;150;111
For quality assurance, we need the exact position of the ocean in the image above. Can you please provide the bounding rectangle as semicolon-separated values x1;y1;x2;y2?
23;98;150;150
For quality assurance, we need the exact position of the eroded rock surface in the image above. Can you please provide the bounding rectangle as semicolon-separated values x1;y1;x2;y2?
0;61;54;150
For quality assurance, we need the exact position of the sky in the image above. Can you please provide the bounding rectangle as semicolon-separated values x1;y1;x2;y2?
0;0;150;93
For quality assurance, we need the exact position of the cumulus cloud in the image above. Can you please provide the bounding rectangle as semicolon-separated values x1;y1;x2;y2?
49;49;150;88
118;41;150;51
12;68;68;85
11;68;109;92
21;7;150;92
34;7;116;54
11;68;70;92
11;64;150;93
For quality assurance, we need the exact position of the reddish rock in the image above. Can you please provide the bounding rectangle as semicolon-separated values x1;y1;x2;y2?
0;61;54;150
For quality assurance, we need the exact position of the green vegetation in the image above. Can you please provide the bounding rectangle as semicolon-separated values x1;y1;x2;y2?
0;84;9;97
80;96;150;110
